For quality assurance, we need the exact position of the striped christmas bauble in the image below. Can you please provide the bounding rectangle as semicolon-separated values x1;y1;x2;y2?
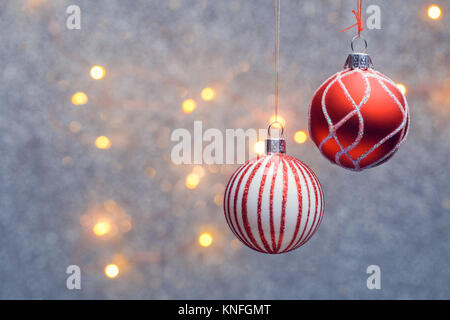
224;153;324;254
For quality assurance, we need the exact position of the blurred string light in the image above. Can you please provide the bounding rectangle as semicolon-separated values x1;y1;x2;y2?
198;232;213;247
294;130;308;144
119;219;132;233
69;121;81;133
95;136;111;149
201;87;216;101
185;172;200;189
192;165;206;178
213;194;223;206
61;156;73;167
90;65;106;80
71;92;88;105
105;264;119;278
182;99;196;114
269;114;286;129
145;166;156;178
427;4;442;20
104;199;118;212
253;140;265;155
93;221;111;236
160;179;172;192
397;83;407;95
207;164;219;174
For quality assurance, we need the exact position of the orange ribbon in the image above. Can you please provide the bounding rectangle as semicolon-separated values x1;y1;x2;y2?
340;0;364;37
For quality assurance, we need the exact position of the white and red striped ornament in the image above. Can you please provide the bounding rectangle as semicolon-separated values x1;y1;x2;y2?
224;141;324;254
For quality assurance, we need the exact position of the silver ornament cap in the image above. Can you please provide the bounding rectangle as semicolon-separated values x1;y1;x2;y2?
344;52;373;70
344;36;373;70
266;138;286;154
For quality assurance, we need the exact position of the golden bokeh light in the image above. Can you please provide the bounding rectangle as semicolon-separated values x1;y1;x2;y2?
61;156;73;167
193;165;206;178
213;194;223;206
198;232;213;247
185;173;200;189
145;166;156;178
201;87;216;101
104;199;119;212
69;121;81;133
119;219;132;233
397;83;407;95
207;164;219;174
182;99;197;114
95;136;111;149
160;179;172;192
269;115;286;129
294;130;308;144
90;65;106;80
105;264;119;278
427;5;442;20
254;140;265;155
71;92;88;106
93;221;111;236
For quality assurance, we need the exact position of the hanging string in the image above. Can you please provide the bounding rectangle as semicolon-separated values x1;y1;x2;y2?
274;0;281;123
339;0;364;37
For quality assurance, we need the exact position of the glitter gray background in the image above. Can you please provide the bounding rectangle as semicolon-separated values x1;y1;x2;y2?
0;0;449;299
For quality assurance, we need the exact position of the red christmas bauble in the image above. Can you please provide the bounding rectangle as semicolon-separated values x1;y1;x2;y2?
309;68;409;171
224;153;324;254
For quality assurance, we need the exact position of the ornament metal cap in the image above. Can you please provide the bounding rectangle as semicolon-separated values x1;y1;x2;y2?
344;36;373;70
266;138;286;154
344;52;373;70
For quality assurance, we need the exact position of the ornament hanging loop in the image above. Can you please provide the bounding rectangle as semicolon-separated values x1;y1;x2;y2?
266;121;286;154
267;121;284;138
351;35;368;53
345;35;373;70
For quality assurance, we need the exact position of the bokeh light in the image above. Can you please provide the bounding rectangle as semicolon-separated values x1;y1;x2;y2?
198;232;213;247
93;221;111;236
213;194;223;206
182;99;196;114
145;166;156;178
269;115;286;129
95;136;111;149
254;140;265;155
427;5;442;20
61;156;72;167
201;87;216;101
193;165;206;178
90;65;106;80
397;83;407;95
185;173;200;189
71;92;88;106
105;264;119;278
69;121;81;133
294;130;308;144
119;219;132;233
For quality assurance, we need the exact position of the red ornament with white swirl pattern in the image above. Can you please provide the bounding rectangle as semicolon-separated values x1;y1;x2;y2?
309;67;409;171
